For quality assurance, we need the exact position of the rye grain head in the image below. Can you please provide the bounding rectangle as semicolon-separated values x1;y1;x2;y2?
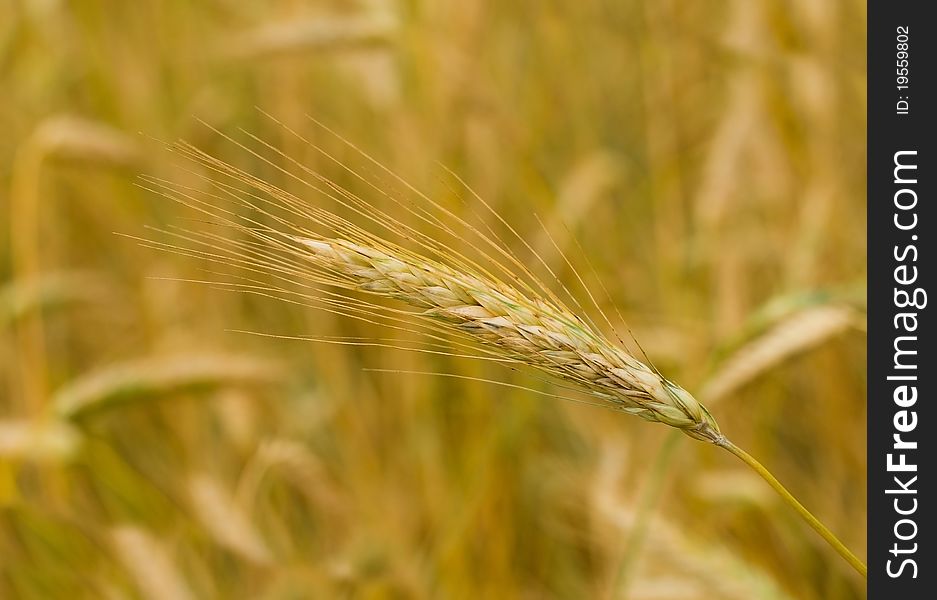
137;119;864;576
137;123;721;443
293;236;722;443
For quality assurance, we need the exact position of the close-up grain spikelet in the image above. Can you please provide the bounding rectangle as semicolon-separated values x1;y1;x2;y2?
0;3;867;597
138;117;866;578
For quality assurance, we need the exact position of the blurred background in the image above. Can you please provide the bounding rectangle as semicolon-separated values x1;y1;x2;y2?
1;0;866;598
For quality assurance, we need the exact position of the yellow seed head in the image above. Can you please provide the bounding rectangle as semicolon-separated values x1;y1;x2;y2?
298;237;722;443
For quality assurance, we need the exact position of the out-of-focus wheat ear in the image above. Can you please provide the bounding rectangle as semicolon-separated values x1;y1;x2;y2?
10;116;141;414
110;526;196;600
0;271;106;329
53;354;282;420
700;303;861;404
220;12;397;60
235;438;344;516
187;473;274;566
0;419;82;462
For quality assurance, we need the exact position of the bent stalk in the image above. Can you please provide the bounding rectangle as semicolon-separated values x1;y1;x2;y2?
716;437;867;578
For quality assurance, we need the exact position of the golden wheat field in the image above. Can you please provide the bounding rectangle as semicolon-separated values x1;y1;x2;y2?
1;1;867;598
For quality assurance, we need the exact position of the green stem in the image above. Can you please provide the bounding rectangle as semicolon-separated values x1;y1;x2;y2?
717;438;867;578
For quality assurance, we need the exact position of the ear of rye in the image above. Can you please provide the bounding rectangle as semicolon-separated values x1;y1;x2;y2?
144;135;863;577
295;236;722;443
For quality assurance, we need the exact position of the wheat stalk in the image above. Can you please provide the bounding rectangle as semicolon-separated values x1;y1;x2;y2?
142;121;866;577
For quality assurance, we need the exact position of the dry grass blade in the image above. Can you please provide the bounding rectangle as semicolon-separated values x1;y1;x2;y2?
700;304;861;404
53;354;282;420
